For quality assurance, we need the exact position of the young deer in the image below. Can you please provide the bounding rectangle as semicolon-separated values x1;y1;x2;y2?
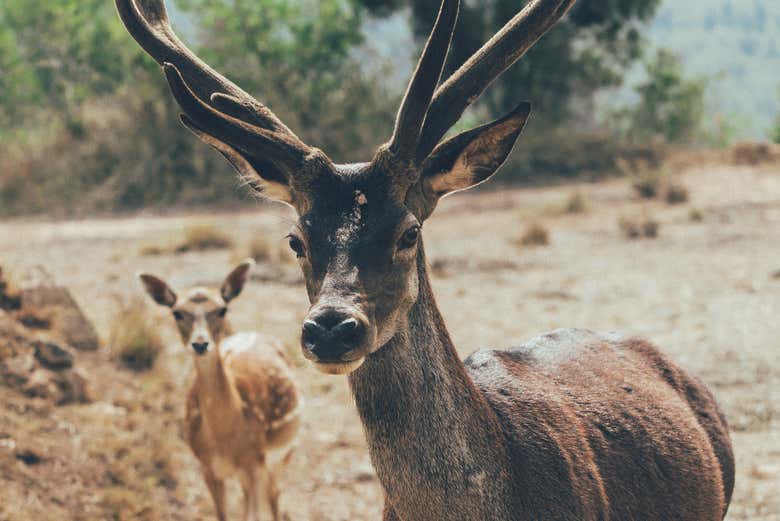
119;0;734;519
140;260;300;521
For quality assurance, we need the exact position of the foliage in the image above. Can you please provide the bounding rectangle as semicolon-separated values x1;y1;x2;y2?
774;89;780;144
648;1;780;140
363;0;661;128
172;0;396;161
623;49;706;143
0;0;396;216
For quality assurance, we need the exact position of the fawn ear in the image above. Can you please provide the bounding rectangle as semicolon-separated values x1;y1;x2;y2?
221;259;255;302
421;102;531;200
139;274;177;308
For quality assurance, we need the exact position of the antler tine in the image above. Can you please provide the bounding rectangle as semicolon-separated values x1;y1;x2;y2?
114;0;299;138
416;0;577;160
163;63;309;166
388;0;459;161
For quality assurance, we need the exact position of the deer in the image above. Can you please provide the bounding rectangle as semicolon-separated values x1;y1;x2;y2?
117;0;735;519
139;260;300;521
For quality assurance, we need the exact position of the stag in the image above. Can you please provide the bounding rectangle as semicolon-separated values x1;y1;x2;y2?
117;0;734;519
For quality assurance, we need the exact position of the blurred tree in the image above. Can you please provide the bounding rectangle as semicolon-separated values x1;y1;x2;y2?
0;0;397;215
0;0;155;125
174;0;396;160
773;89;780;144
361;0;662;128
625;49;706;143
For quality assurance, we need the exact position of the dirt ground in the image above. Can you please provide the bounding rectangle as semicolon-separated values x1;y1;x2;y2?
1;161;779;520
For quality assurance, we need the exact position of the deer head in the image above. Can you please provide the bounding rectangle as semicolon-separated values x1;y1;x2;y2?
117;0;575;374
139;260;254;357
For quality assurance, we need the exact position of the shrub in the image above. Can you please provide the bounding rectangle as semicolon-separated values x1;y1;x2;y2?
109;299;164;371
689;208;704;222
174;225;234;254
246;237;274;263
665;184;689;204
563;192;588;214
631;171;662;199
619;217;660;240
138;243;166;256
518;223;550;247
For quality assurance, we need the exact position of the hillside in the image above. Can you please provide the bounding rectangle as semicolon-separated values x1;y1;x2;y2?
648;0;780;139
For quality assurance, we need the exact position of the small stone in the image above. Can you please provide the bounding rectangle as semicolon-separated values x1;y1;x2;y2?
2;352;36;387
15;448;43;465
54;369;90;405
33;340;74;370
18;284;99;351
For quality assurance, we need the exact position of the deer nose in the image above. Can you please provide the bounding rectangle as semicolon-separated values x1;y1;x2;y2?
191;341;209;355
301;310;367;361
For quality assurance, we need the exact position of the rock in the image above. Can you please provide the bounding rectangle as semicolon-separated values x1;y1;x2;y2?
33;340;74;370
22;368;90;405
0;310;33;359
54;369;90;405
14;448;43;465
2;352;36;387
0;267;21;311
18;284;99;351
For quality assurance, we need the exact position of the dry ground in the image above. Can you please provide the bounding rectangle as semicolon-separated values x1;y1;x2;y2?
1;161;779;520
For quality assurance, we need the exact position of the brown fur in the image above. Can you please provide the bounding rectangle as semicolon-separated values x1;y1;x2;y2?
351;250;734;521
141;263;300;521
120;0;734;518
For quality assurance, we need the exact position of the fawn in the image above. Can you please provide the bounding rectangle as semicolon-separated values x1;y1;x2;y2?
140;260;300;521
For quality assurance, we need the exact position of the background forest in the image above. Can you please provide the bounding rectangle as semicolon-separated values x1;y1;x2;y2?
0;0;779;216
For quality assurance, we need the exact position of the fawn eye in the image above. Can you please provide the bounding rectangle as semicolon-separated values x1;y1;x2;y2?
398;225;420;250
172;310;184;321
288;235;306;258
217;307;227;318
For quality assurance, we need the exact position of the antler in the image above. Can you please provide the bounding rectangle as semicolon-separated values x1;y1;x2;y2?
412;0;578;162
115;0;314;177
387;0;459;159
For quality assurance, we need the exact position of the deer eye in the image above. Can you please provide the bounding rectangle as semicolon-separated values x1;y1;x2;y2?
217;307;227;318
287;235;306;258
397;225;420;250
172;310;184;321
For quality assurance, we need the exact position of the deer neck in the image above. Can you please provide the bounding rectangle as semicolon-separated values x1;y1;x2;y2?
193;347;241;421
349;242;514;520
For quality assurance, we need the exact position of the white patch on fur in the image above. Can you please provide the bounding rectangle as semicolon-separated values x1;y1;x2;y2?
333;191;366;244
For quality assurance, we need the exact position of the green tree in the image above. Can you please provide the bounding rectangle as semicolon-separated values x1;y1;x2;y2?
773;89;780;144
0;0;396;215
362;0;662;128
627;49;706;143
0;0;153;126
174;0;396;160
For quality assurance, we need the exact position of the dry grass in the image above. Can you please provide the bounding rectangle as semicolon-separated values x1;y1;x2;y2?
109;299;164;371
517;223;550;247
234;236;296;267
619;216;660;239
631;171;662;199
246;236;274;263
562;192;588;214
139;243;166;257
174;225;234;254
689;208;704;222
665;183;689;205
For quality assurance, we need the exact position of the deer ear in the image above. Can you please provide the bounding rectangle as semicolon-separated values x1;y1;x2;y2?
221;258;255;303
139;274;177;308
420;102;530;200
180;115;294;206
